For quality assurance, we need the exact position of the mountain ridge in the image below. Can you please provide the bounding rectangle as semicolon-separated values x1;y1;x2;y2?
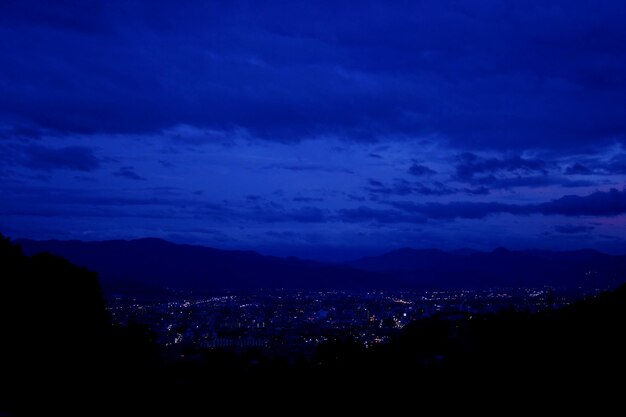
16;237;394;292
15;237;626;292
348;246;626;289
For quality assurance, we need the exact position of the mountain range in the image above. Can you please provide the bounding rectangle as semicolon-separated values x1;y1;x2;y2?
16;238;393;293
16;238;626;293
347;246;626;289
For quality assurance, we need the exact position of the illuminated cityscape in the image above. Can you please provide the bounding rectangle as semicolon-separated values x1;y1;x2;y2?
107;287;593;357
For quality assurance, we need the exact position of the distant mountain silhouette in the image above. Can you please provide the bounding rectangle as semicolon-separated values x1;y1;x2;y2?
348;247;626;289
17;237;626;292
17;238;393;292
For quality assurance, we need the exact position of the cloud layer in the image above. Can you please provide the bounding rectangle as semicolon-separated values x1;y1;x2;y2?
2;1;626;257
1;1;625;149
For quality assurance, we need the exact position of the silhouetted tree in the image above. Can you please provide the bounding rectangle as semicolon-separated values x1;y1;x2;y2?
0;234;160;414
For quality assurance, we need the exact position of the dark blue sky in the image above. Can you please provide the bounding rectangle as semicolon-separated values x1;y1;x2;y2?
2;0;626;259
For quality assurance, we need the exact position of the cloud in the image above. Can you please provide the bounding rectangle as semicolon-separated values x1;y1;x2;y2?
162;124;241;146
337;207;424;224
366;178;457;197
0;181;329;225
366;178;413;196
412;182;457;196
0;125;46;141
265;163;353;174
388;200;517;220
3;2;626;252
22;145;100;172
367;179;384;187
604;154;626;175
475;175;596;189
248;205;329;223
246;195;263;202
564;163;593;175
114;166;146;181
554;224;594;234
1;1;625;150
288;207;328;223
463;186;490;195
0;184;200;208
366;178;487;197
452;153;598;189
455;153;547;180
408;163;436;176
536;188;626;216
293;196;324;203
561;154;626;176
386;188;626;220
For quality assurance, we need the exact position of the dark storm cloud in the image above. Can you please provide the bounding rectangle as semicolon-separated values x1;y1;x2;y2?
387;189;626;220
475;175;596;189
389;201;518;220
554;224;594;234
564;163;593;175
551;152;626;179
455;153;548;180
1;1;625;150
536;188;626;216
366;178;487;197
366;178;457;197
561;154;626;176
604;154;626;175
0;0;110;35
114;166;146;181
408;163;436;176
0;125;46;141
413;182;458;196
246;195;263;202
464;186;490;195
366;178;413;196
22;145;100;172
452;153;598;190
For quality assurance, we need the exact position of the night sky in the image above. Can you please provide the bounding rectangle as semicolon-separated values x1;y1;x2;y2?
2;1;626;260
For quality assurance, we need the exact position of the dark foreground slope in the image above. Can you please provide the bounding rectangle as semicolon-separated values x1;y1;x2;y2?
0;235;159;415
18;238;392;292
